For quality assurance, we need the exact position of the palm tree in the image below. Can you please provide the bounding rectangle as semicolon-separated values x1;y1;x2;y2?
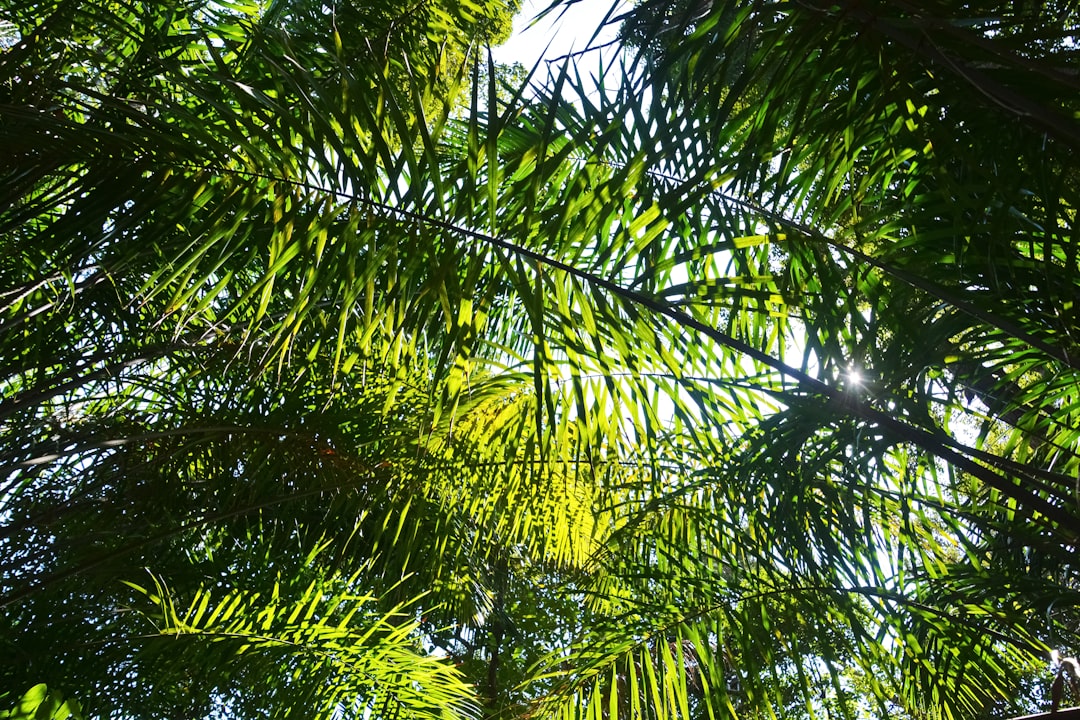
514;1;1080;717
2;0;1079;718
1;1;538;717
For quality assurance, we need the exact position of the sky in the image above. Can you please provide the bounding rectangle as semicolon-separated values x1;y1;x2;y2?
490;0;626;70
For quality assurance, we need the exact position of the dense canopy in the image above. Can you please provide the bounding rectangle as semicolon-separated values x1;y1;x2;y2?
2;1;1079;719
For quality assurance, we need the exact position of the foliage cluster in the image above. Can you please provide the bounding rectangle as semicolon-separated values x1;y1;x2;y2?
2;0;1079;719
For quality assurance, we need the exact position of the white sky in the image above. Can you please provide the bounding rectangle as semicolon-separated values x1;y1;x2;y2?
490;0;626;69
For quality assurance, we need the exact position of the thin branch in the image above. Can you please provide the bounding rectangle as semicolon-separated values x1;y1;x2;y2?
174;162;1080;538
